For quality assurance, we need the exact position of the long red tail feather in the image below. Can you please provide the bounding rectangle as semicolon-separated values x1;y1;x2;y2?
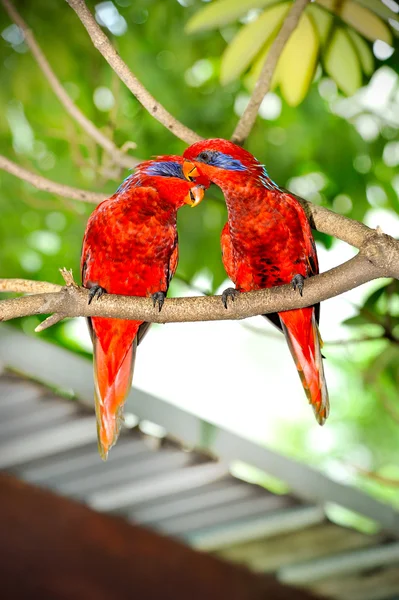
279;307;329;425
92;318;139;460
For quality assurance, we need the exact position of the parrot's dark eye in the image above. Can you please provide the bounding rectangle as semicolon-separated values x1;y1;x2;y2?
197;151;214;163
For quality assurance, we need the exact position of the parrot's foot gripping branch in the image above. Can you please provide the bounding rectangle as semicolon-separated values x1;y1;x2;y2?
291;274;305;297
87;285;107;305
151;291;166;312
222;287;240;309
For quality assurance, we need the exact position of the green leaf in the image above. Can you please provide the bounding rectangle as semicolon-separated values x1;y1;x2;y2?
220;2;290;85
244;39;275;90
343;314;372;326
325;27;362;95
308;4;334;46
347;28;374;75
317;0;393;44
364;283;390;309
276;12;320;106
185;0;284;33
355;0;399;23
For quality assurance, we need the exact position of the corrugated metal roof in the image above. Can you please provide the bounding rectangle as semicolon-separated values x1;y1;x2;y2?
1;328;399;600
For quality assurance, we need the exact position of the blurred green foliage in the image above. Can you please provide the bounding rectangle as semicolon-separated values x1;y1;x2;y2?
1;0;399;513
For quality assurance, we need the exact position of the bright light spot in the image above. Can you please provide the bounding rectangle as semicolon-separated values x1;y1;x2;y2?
365;207;399;237
354;114;380;141
267;127;286;145
45;212;67;232
1;24;24;45
392;174;399;198
240;8;262;24
176;0;193;6
63;318;92;352
366;184;387;207
132;9;148;24
373;40;394;60
383;0;399;13
307;425;337;454
333;194;353;214
93;86;115;111
258;92;282;120
383;141;399;166
185;59;214;87
353;154;372;173
191;268;213;294
124;413;139;428
156;50;175;71
287;172;326;199
20;250;42;272
95;1;127;36
362;67;397;111
28;230;61;255
318;78;338;101
389;17;399;32
33;140;47;160
63;81;80;101
234;93;250;116
37;152;56;171
6;101;34;154
139;420;166;438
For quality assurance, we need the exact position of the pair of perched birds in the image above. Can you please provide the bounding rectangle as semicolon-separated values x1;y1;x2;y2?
82;138;329;460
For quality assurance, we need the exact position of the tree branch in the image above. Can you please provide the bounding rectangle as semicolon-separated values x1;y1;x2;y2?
1;230;398;327
0;155;105;203
65;0;203;145
231;0;311;145
1;0;139;170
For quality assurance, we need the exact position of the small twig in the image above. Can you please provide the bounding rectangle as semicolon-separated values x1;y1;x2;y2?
35;314;64;332
355;467;399;488
65;0;203;145
231;0;311;145
1;0;139;170
0;155;106;203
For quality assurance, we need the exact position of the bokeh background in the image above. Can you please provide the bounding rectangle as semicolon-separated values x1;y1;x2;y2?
1;0;399;530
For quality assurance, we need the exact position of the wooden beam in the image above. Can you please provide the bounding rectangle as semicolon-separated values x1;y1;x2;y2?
0;474;322;600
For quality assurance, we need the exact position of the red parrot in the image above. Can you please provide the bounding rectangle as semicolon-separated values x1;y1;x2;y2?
183;139;329;424
81;156;209;459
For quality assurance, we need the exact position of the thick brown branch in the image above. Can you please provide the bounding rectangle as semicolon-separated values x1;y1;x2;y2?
0;278;61;294
1;232;398;325
231;0;311;145
0;155;105;203
297;195;373;248
1;0;139;170
65;0;203;145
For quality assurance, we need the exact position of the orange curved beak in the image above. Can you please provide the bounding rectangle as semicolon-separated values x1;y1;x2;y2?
183;160;201;182
184;185;205;208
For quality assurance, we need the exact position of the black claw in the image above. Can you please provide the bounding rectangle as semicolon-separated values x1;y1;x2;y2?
221;287;240;309
152;291;166;312
88;285;107;305
291;274;305;297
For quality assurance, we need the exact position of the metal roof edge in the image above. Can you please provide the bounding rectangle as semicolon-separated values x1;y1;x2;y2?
1;325;398;535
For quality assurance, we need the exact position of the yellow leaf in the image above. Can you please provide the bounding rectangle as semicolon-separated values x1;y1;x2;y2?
274;13;320;106
244;40;275;91
316;0;393;43
325;27;362;95
308;4;334;45
220;3;290;85
185;0;284;33
347;28;374;75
